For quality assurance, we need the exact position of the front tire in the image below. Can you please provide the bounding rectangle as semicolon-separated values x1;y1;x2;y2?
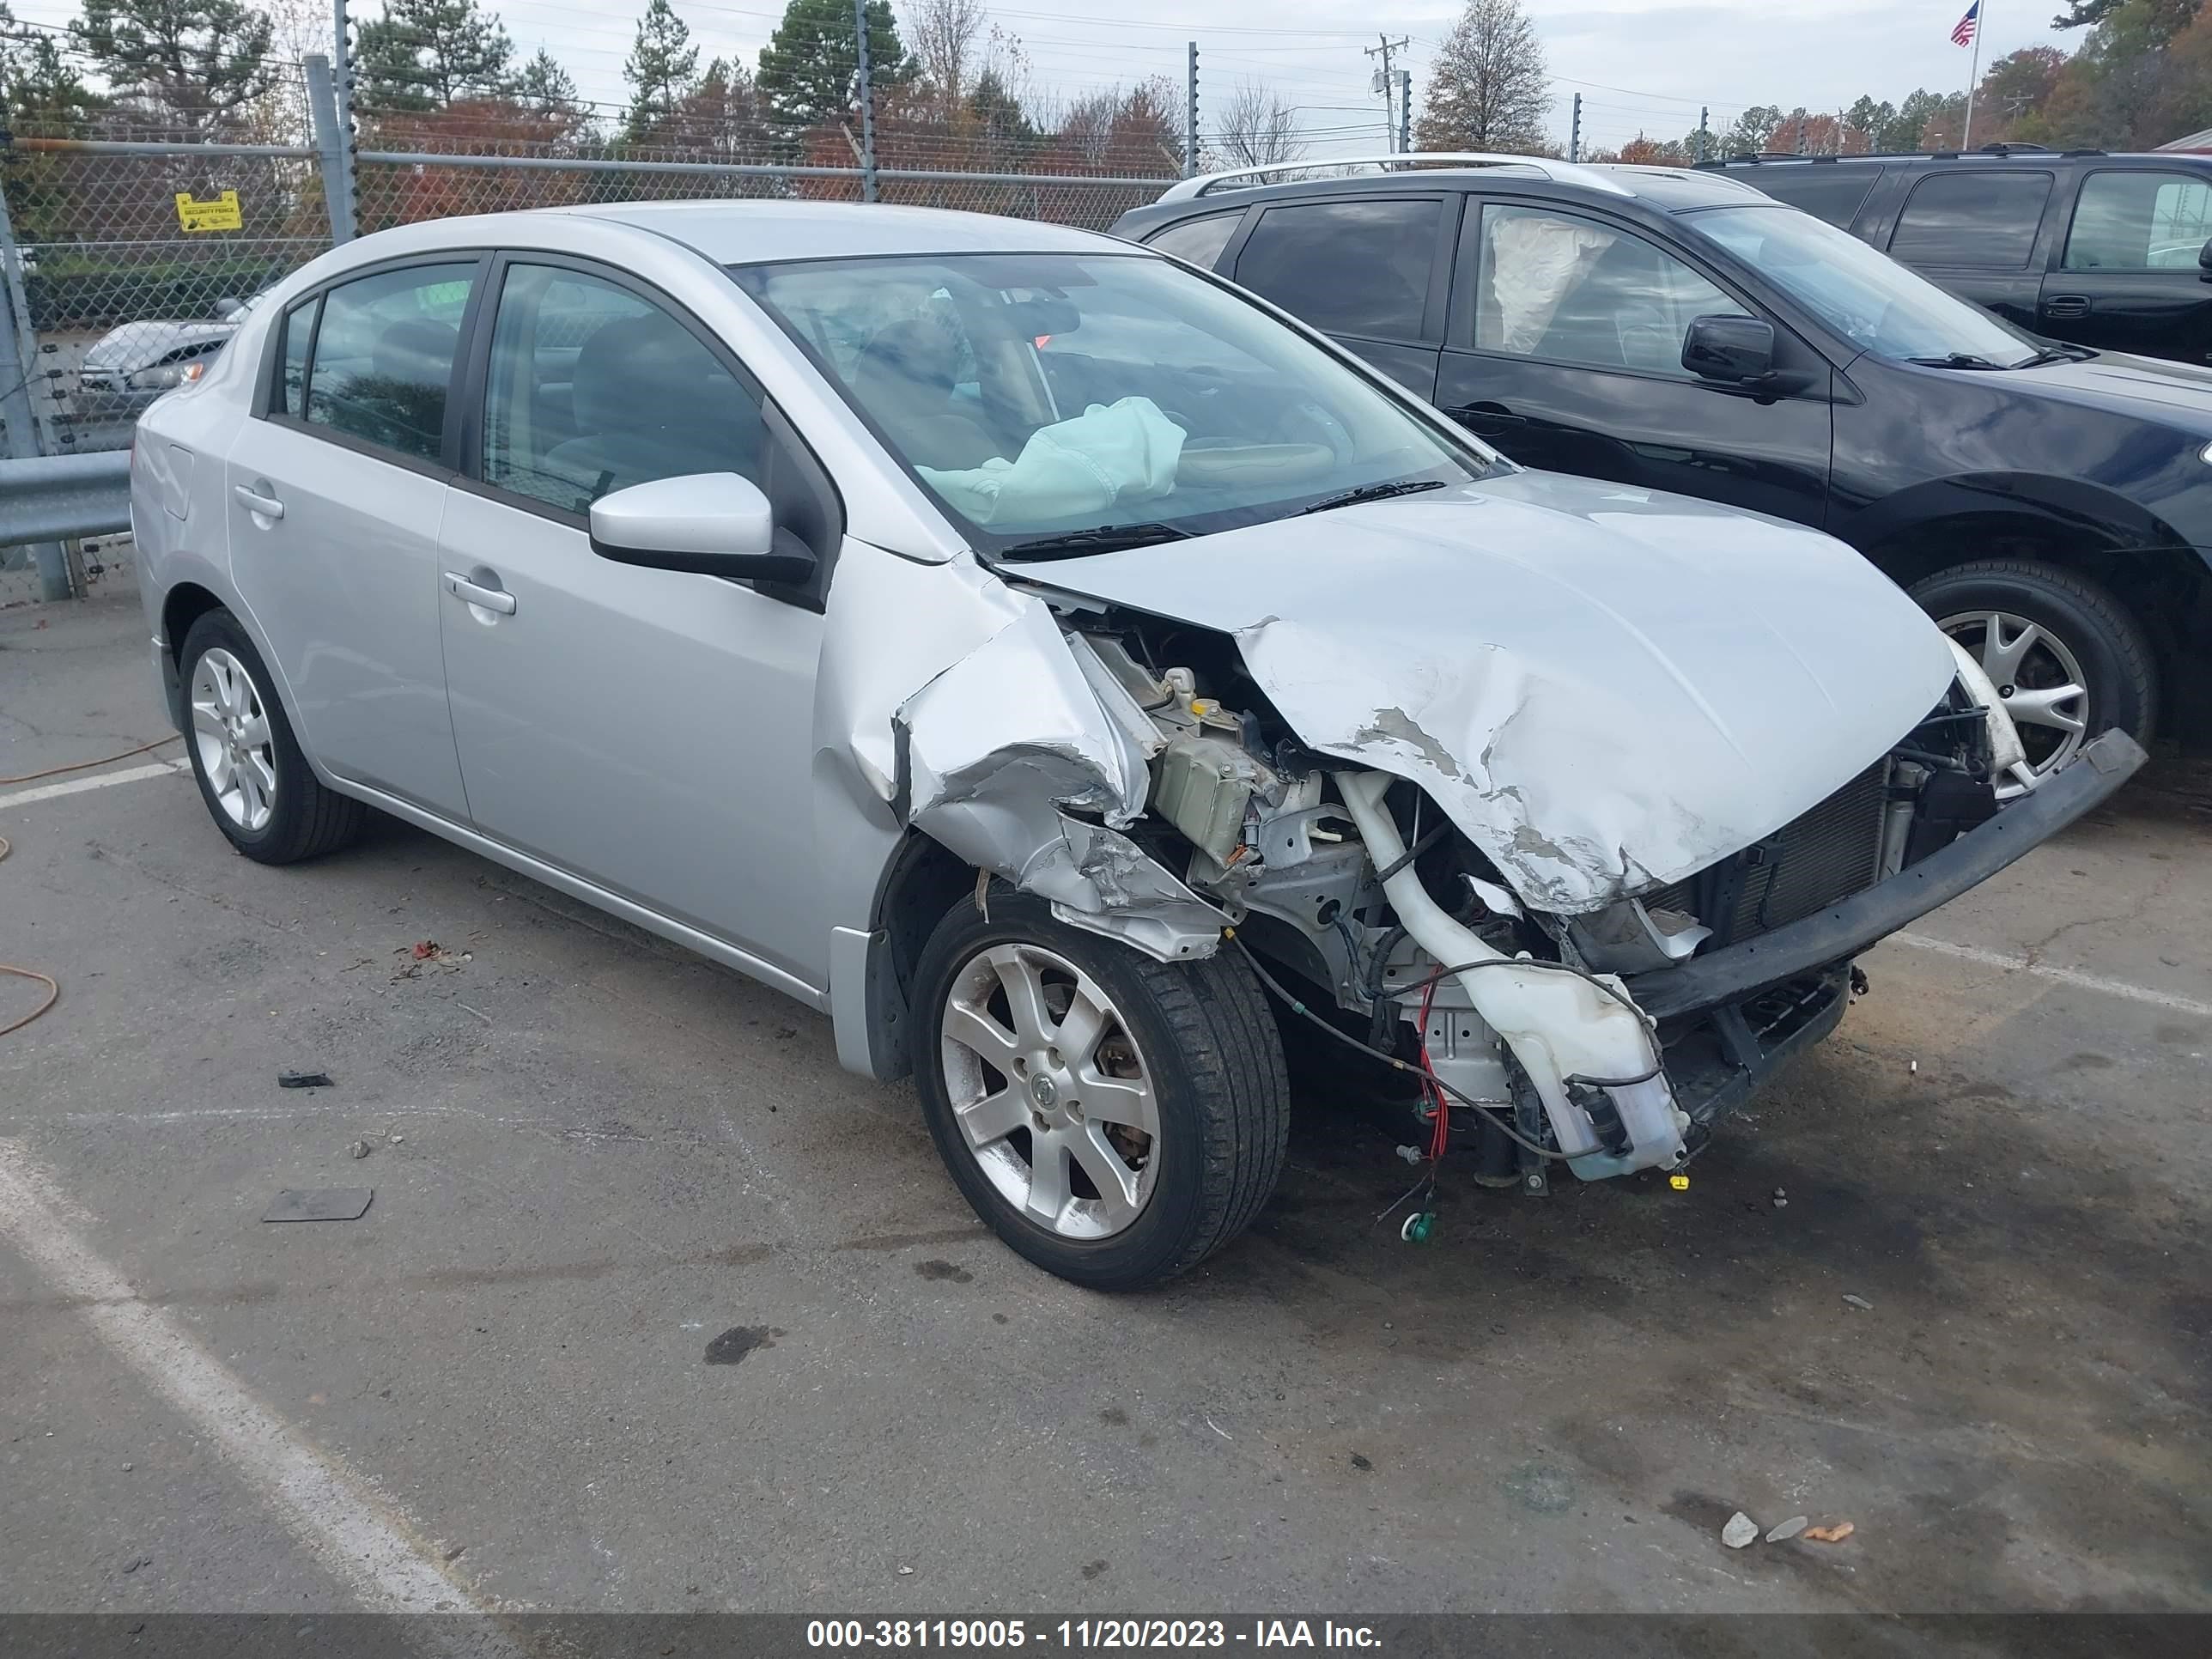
179;609;366;865
911;891;1288;1290
1909;559;2157;798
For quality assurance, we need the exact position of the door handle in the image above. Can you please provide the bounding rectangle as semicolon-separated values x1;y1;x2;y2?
1447;402;1527;436
442;572;516;616
2043;295;2090;318
233;484;285;519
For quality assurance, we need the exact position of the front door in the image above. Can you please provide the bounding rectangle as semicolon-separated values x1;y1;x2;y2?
1437;199;1833;529
434;257;834;986
2039;167;2212;367
222;258;481;817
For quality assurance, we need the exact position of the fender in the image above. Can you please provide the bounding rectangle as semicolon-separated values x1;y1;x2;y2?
1837;470;2206;574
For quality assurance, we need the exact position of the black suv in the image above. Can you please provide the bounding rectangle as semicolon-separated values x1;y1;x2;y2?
1113;158;2212;775
1698;147;2212;367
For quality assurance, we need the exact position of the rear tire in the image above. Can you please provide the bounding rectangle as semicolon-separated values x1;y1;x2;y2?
178;609;366;865
1908;559;2156;795
911;890;1288;1290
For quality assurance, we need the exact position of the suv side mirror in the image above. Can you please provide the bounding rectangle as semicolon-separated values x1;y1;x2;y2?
2197;237;2212;282
1682;313;1778;385
588;472;816;584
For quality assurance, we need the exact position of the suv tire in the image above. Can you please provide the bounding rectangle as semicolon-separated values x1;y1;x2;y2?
1909;559;2156;791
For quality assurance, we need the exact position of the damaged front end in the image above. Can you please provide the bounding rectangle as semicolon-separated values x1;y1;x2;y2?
884;574;2145;1187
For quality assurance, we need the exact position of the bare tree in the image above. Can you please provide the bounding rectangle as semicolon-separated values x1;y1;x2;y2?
1213;77;1303;168
907;0;987;117
1415;0;1551;154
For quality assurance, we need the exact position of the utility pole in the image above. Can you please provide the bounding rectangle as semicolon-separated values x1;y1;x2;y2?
1187;41;1200;178
1366;33;1409;152
1396;68;1412;155
1569;92;1582;163
1696;106;1709;164
853;0;878;203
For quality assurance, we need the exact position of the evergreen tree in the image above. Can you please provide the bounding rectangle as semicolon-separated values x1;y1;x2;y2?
70;0;273;138
624;0;700;143
2;2;103;135
353;0;513;113
757;0;915;132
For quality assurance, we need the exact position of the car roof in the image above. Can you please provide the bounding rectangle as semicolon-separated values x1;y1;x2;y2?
547;198;1131;264
1698;148;2212;172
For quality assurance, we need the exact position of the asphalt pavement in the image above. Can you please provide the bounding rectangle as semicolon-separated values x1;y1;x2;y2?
2;594;2207;1623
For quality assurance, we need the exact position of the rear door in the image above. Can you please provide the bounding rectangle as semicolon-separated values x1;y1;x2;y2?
1435;197;1833;528
1224;194;1455;398
1879;167;2054;332
222;257;483;818
2041;166;2212;365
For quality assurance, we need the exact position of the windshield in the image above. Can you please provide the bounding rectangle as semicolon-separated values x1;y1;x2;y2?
1690;204;2043;368
732;252;1494;554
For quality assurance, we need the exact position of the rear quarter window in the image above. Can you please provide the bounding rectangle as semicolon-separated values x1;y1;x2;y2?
1741;166;1880;229
1145;212;1243;270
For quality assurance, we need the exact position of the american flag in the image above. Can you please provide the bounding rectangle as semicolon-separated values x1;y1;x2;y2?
1952;1;1980;46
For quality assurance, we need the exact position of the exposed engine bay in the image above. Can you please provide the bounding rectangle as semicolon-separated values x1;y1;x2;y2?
885;562;2038;1188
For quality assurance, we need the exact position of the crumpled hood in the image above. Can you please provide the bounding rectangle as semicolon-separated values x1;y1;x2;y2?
83;318;235;374
1018;471;1959;914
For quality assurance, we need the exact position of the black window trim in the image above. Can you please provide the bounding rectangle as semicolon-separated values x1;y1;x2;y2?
1228;191;1461;348
2059;164;2212;278
1886;167;2056;272
1443;194;1816;395
449;248;847;611
253;249;495;482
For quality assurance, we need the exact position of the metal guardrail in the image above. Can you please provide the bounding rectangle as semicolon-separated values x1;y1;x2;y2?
0;451;131;550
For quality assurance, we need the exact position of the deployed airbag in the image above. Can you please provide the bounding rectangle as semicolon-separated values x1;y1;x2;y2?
918;396;1185;526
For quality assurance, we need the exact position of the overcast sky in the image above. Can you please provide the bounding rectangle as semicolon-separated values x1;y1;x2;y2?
20;0;2081;153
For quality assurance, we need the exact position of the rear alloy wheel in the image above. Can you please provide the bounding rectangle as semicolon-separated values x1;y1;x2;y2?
911;892;1287;1290
1910;560;2157;799
178;610;367;864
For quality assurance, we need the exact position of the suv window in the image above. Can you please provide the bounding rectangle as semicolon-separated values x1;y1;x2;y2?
1233;198;1439;340
1472;204;1749;376
302;262;476;461
481;263;770;514
2063;170;2212;270
1146;212;1243;270
1741;166;1879;228
1887;171;2051;269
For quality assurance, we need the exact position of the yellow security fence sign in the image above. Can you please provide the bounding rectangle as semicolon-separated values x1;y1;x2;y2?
174;191;243;234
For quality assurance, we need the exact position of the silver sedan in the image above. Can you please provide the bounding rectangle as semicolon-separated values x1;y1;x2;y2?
131;202;2140;1288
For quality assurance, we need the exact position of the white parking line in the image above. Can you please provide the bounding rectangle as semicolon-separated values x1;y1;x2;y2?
0;1139;521;1636
0;757;189;811
1891;931;2212;1022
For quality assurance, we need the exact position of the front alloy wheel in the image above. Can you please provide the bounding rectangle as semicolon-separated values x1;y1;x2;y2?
1937;608;2090;798
911;891;1288;1290
940;941;1162;1239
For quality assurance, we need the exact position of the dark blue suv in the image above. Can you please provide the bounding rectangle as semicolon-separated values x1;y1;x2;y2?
1115;156;2212;783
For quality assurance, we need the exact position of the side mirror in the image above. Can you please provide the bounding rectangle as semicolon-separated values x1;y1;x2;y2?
1682;313;1778;385
2197;237;2212;282
588;472;816;584
214;295;245;320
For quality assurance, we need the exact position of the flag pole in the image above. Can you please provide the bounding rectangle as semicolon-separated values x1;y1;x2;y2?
1962;1;1987;149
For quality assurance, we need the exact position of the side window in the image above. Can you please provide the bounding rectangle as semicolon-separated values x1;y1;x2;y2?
272;296;317;416
2063;171;2212;270
1887;172;2051;269
1146;212;1243;270
1233;198;1441;340
1473;204;1750;376
303;261;477;462
481;263;771;514
1745;166;1880;229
